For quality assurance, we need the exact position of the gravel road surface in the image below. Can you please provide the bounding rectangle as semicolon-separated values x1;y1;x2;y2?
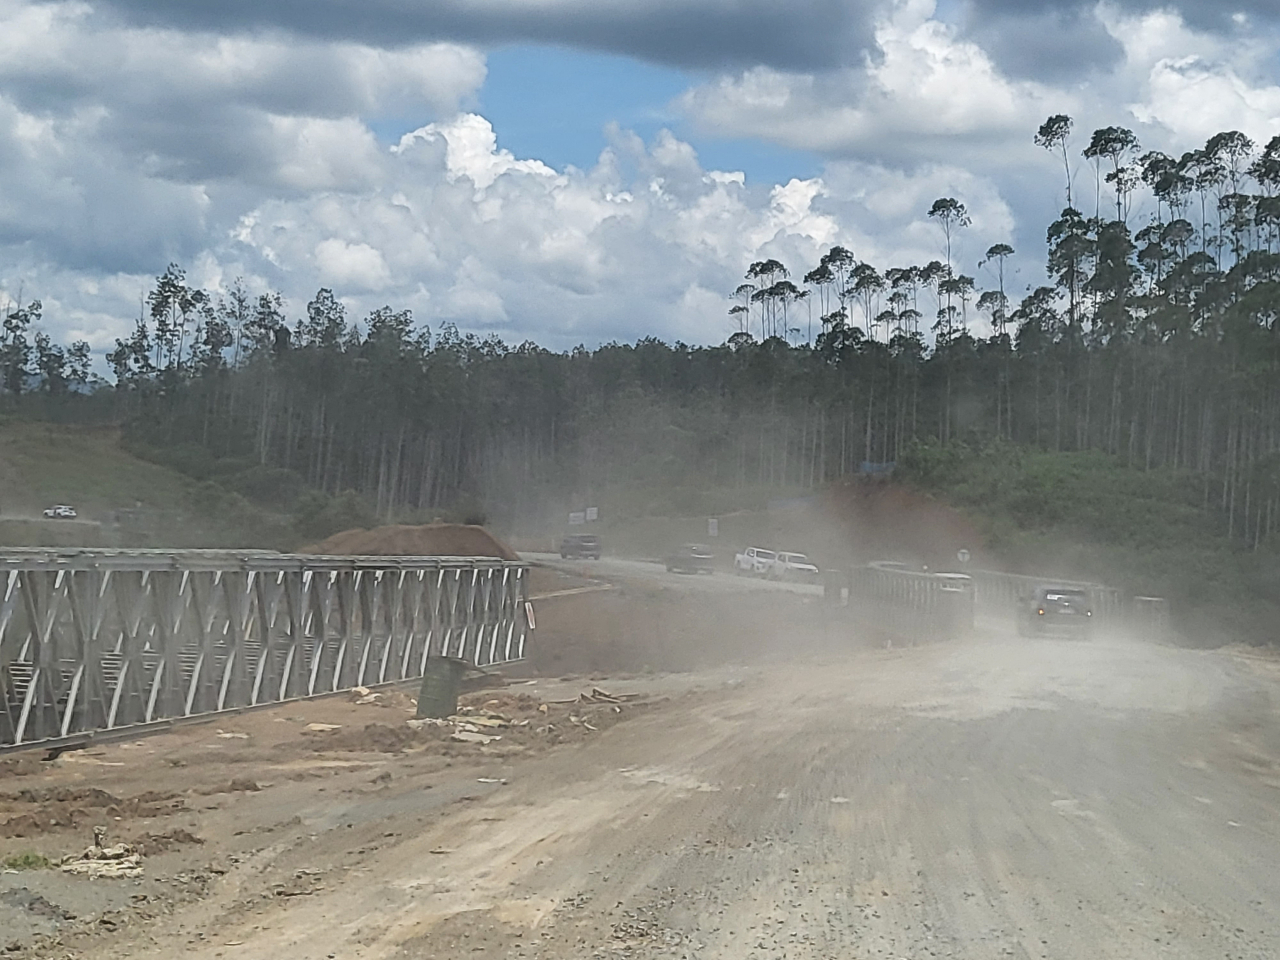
6;557;1278;960
61;632;1280;960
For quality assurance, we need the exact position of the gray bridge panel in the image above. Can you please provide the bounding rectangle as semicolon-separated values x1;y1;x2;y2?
0;551;532;749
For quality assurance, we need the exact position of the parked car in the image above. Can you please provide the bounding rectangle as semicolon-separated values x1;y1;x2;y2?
1017;585;1093;638
559;534;601;560
734;546;776;577
42;504;78;519
770;551;820;582
665;543;715;574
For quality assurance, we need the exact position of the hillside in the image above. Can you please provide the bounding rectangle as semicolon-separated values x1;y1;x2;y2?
0;418;284;548
897;442;1280;646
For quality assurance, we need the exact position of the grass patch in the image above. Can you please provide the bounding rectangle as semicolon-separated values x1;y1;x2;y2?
2;851;53;871
0;418;298;549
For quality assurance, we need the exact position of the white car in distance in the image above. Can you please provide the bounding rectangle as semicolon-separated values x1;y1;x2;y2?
734;546;777;577
43;504;78;519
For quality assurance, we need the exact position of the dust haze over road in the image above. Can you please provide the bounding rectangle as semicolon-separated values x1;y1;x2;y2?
5;560;1280;960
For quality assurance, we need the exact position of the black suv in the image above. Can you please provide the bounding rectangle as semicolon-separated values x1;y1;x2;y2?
560;534;601;560
665;543;715;574
1017;586;1093;637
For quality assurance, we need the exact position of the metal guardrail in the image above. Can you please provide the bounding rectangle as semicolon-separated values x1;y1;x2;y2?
847;564;975;640
964;569;1124;620
831;561;1134;642
0;550;531;750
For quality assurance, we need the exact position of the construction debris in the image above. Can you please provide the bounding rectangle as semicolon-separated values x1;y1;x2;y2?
351;686;383;705
451;730;501;745
60;827;143;879
405;718;448;731
397;686;645;749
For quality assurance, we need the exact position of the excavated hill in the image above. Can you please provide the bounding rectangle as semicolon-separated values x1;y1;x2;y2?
300;523;519;560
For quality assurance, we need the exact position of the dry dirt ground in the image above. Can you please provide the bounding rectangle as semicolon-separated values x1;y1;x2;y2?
3;562;1280;960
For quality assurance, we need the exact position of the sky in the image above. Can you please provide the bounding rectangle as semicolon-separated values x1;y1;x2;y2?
1;0;1279;358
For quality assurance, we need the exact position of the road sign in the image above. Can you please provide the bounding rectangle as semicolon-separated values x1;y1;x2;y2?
956;548;971;563
708;518;719;538
585;506;598;522
568;511;585;525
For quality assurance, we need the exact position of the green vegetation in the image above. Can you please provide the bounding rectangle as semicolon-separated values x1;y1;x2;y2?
1;117;1279;642
900;442;1280;645
0;417;278;547
2;851;52;871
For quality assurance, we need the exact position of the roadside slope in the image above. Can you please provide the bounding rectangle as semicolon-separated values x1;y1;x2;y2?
0;418;281;548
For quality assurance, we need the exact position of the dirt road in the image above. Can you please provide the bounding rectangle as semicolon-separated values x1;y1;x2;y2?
3;558;1280;960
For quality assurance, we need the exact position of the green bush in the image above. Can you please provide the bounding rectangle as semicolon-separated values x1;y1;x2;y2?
227;465;305;510
291;490;375;545
3;852;52;870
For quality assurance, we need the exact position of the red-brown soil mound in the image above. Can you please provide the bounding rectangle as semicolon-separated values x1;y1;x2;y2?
300;523;518;560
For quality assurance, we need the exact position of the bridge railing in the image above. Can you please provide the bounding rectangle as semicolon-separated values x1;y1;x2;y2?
0;550;531;749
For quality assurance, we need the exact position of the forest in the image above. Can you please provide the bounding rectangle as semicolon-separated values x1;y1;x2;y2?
3;115;1280;552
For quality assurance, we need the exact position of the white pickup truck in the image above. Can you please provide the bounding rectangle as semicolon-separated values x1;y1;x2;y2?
734;546;776;577
771;551;820;582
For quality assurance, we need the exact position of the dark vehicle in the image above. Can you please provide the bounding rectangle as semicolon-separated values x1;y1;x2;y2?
560;534;601;560
665;543;715;574
1018;586;1093;637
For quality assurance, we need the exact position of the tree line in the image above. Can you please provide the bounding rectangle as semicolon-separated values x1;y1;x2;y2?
3;115;1280;548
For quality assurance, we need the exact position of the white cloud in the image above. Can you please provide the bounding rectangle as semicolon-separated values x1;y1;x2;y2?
2;0;1280;362
314;239;392;291
681;0;1056;162
230;114;883;346
396;113;557;191
1101;8;1280;145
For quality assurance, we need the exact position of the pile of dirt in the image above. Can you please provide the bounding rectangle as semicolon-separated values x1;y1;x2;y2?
0;789;185;838
130;829;204;856
0;757;41;778
300;523;519;560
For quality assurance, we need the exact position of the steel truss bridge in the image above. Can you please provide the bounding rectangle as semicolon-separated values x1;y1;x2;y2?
0;550;532;752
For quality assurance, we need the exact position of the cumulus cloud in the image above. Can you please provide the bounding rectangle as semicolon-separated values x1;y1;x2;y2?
314;239;392;291
4;97;1019;354
682;0;1280;196
1103;8;1280;144
0;0;485;274
681;0;1058;165
2;0;1280;359
228;114;913;346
